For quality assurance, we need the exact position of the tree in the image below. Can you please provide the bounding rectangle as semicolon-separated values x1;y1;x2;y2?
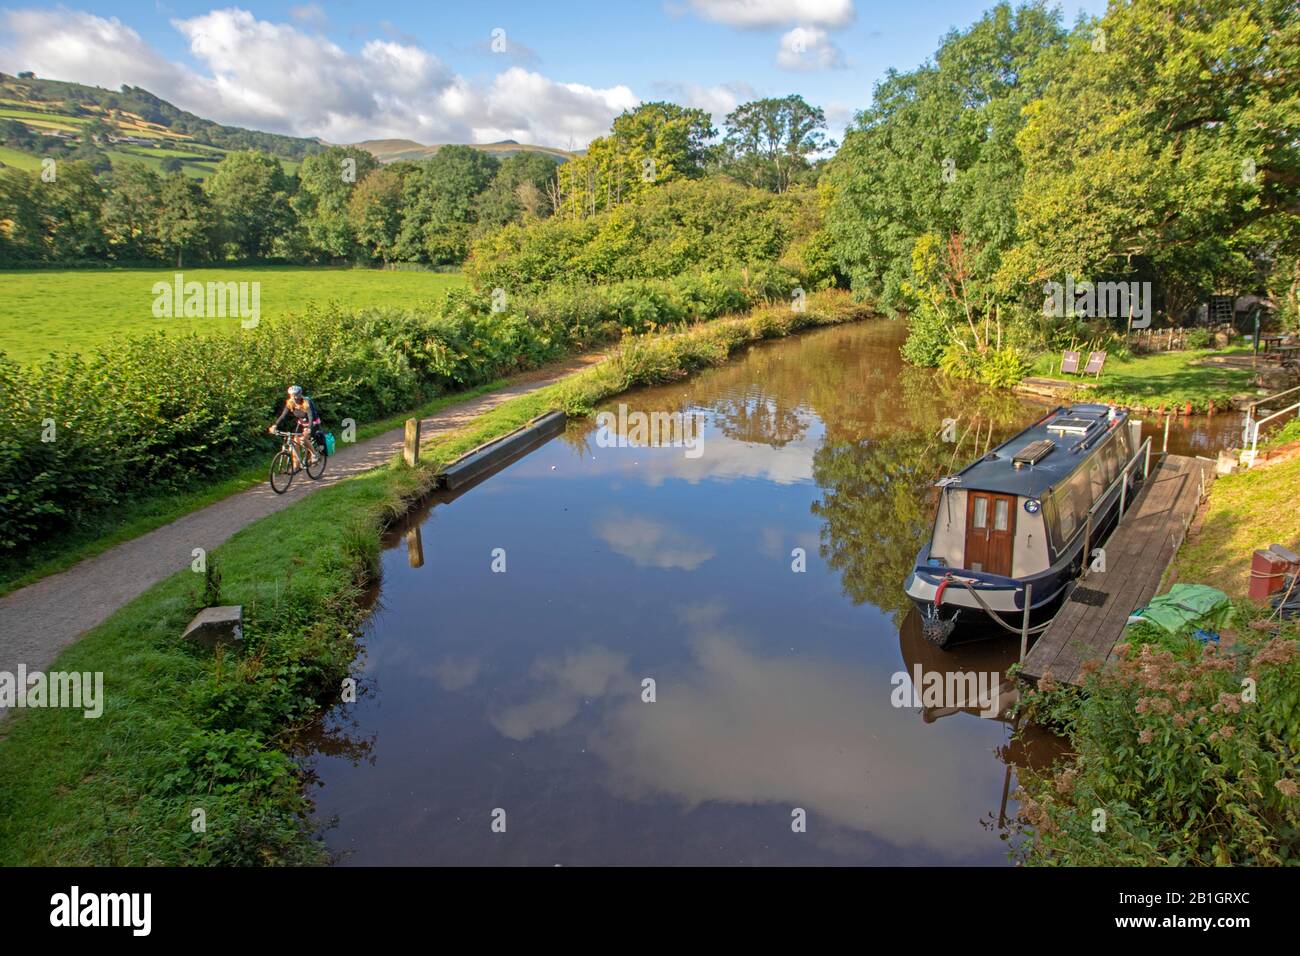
722;95;833;193
824;1;1067;324
103;162;162;259
0;167;43;262
553;102;716;218
395;146;499;264
292;145;380;260
205;151;294;258
474;152;559;231
156;172;213;267
41;161;107;260
1004;0;1300;320
348;166;406;264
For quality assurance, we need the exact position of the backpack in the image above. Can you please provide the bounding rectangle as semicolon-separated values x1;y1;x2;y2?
307;396;335;455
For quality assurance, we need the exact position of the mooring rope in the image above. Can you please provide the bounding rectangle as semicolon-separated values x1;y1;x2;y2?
939;574;1056;636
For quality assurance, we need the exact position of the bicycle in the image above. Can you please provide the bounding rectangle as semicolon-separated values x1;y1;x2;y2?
269;427;326;494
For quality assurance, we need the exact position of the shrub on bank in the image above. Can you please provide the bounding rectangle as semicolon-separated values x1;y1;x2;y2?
1012;619;1300;866
0;268;795;557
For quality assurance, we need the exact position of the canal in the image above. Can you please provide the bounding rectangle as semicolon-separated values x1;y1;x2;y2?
303;319;1234;865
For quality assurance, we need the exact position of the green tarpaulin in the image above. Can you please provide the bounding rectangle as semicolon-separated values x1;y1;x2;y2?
1131;583;1235;635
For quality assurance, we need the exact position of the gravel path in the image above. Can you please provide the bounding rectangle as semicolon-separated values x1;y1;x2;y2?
0;355;600;679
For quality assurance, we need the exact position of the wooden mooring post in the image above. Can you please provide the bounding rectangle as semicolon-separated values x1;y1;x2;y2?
403;417;420;466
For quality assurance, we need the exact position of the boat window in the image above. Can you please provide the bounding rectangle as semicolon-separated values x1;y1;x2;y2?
994;498;1009;531
1068;468;1093;528
1100;436;1119;487
1053;484;1078;540
1115;424;1131;460
972;496;988;529
1088;458;1105;501
1042;494;1062;551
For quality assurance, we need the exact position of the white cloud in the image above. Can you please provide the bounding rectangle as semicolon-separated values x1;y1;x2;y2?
0;7;635;149
776;25;844;70
652;80;758;124
685;0;855;28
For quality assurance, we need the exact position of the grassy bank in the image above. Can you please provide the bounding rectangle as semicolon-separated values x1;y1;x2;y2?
0;290;870;865
1028;346;1257;412
1012;447;1300;866
1169;452;1300;599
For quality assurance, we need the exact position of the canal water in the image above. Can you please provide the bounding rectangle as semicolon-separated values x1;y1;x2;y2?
303;320;1235;865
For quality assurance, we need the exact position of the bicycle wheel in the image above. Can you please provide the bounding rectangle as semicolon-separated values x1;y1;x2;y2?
270;450;294;494
305;440;327;480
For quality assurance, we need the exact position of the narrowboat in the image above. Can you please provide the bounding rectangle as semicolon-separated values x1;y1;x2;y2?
904;403;1145;647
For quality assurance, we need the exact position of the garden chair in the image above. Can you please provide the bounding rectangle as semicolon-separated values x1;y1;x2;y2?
1084;351;1107;377
1060;350;1081;375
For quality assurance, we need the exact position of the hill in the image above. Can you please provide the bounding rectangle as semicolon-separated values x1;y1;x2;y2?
0;72;322;178
353;138;575;165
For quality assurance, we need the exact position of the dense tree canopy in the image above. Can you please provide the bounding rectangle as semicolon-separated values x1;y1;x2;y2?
205;151;294;259
1004;0;1300;320
292;146;381;261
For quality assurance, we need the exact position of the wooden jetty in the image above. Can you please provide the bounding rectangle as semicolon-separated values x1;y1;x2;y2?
1020;453;1213;686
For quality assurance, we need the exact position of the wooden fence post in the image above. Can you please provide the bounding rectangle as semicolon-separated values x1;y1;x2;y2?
404;417;420;466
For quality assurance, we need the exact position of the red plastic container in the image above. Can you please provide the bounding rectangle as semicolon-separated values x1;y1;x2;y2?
1250;549;1289;600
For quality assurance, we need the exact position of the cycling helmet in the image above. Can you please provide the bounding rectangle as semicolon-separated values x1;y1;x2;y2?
287;385;303;398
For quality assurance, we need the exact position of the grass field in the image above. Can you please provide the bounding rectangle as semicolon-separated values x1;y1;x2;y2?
0;144;43;170
0;266;468;364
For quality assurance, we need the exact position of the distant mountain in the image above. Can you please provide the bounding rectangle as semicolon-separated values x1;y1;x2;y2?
353;138;575;165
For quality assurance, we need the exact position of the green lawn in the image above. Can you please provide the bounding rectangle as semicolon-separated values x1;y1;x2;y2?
0;266;468;364
1029;345;1257;412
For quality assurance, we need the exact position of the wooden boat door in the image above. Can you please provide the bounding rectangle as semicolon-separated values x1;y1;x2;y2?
965;492;1016;576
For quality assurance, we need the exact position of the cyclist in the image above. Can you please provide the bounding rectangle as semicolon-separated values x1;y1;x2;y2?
268;385;324;469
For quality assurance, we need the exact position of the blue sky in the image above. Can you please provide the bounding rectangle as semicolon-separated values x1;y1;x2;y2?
0;1;1110;147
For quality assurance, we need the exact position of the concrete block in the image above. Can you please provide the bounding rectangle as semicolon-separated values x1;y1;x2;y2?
183;605;243;649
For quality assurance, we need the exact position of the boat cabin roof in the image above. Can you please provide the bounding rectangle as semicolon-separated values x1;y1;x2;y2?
939;404;1127;498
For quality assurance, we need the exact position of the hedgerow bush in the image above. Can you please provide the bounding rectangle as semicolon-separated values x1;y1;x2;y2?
0;267;798;556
